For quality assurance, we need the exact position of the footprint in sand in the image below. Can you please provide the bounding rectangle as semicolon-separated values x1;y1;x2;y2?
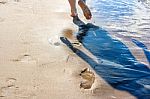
0;78;36;98
0;0;20;4
62;29;74;39
20;54;31;62
0;78;16;97
48;35;61;47
12;54;35;63
0;87;9;97
62;28;82;47
0;18;4;22
0;1;7;4
14;0;20;2
6;78;16;88
80;68;95;89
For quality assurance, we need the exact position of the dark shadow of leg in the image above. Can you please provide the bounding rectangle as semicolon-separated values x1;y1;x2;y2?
61;16;150;98
60;36;150;99
73;16;99;42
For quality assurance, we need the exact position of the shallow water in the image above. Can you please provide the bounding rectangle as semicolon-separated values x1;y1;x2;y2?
90;0;150;36
71;0;150;98
88;0;150;48
86;0;150;70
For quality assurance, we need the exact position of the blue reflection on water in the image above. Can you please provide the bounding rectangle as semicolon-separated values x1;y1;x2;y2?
83;28;149;71
84;0;150;98
80;24;150;99
61;24;150;98
92;0;135;22
88;0;150;67
63;0;150;98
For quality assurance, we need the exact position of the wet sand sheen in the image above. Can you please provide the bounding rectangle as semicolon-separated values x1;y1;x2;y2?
0;0;137;99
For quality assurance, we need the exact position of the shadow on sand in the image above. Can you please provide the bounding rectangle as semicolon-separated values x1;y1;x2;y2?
60;16;150;99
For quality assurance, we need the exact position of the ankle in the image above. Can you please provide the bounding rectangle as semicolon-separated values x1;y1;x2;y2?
71;9;77;16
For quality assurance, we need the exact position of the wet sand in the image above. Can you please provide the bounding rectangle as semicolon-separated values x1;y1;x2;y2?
0;0;135;99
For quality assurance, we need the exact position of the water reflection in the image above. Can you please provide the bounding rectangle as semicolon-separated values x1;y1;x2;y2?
91;0;150;39
60;16;150;98
62;0;150;98
88;0;150;65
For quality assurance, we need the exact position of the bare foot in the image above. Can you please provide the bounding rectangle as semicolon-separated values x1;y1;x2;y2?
78;0;92;20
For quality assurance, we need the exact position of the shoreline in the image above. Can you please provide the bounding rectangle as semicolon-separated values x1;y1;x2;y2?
0;0;135;99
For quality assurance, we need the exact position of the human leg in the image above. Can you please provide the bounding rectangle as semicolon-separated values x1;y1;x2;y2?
78;0;92;20
68;0;78;17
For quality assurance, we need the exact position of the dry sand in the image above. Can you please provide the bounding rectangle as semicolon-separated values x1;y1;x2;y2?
0;0;135;99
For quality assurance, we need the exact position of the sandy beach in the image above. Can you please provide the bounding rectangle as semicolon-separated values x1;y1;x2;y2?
0;0;137;99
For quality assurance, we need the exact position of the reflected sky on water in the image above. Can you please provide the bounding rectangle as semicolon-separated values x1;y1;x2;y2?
87;0;150;66
70;0;150;98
